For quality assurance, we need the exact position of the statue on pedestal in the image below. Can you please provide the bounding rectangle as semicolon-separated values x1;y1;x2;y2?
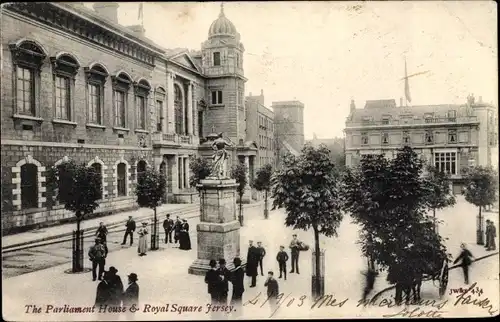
209;133;233;179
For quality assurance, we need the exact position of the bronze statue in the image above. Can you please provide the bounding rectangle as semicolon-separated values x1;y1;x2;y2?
209;133;233;179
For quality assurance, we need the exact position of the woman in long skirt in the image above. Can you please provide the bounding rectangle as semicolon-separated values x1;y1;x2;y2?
138;222;149;256
179;219;191;250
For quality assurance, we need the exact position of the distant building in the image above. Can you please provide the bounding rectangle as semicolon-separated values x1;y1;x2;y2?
344;95;498;194
273;100;305;166
246;90;275;170
307;134;345;166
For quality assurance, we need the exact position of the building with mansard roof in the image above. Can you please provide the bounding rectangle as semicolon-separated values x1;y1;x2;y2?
0;2;285;232
344;95;498;194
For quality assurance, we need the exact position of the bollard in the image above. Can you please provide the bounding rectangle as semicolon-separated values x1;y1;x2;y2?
477;214;485;245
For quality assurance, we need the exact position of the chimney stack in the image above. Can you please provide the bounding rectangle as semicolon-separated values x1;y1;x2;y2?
127;25;146;38
479;96;483;103
350;99;356;112
260;89;264;96
400;97;403;107
93;2;119;24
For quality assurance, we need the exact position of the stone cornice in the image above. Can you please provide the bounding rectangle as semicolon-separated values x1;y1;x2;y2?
4;2;161;67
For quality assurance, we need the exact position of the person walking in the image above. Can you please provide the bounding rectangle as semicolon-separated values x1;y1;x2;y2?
106;266;124;307
257;241;266;276
123;273;139;307
487;220;497;251
89;237;108;281
264;271;279;312
276;246;289;280
173;216;182;246
289;234;301;274
121;216;136;246
205;259;222;305
137;222;149;256
453;243;476;284
179;219;192;250
246;240;259;287
95;222;109;253
163;214;174;244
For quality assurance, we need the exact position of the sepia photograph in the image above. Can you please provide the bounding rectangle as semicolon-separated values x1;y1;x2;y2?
0;1;498;320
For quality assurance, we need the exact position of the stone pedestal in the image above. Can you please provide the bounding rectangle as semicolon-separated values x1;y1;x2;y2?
188;178;243;275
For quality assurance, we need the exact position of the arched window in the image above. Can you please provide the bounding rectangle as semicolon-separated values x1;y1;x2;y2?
117;163;127;196
174;84;184;134
91;163;103;199
85;63;109;125
112;72;133;128
9;40;47;117
21;163;38;209
136;160;147;181
155;87;166;132
50;53;80;121
134;79;151;130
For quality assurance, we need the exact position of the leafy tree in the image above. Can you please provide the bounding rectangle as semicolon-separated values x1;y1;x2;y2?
189;156;212;191
54;160;101;272
135;167;166;250
341;146;449;303
462;165;498;245
231;163;248;226
271;144;343;299
253;163;273;219
423;165;456;233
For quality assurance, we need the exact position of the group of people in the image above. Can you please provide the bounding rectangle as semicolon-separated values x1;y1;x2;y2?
120;217;150;256
94;266;140;308
204;257;281;314
162;214;192;250
245;234;307;287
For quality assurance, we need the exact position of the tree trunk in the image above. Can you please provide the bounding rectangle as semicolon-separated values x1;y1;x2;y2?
152;207;158;250
264;190;269;219
433;208;437;233
74;213;82;272
313;225;322;299
477;205;484;245
239;192;244;226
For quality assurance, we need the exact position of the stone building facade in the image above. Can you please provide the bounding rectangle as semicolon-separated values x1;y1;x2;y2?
344;95;498;194
0;2;273;232
272;100;305;167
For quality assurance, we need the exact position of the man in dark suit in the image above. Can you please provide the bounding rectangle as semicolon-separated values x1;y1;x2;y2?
246;240;259;287
289;234;300;274
217;258;231;304
89;238;108;281
204;259;221;304
257;241;266;276
121;216;136;246
276;245;289;280
123;273;139;307
163;214;174;244
230;257;245;306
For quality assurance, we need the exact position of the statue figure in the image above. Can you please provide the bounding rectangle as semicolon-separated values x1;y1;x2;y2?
209;133;233;179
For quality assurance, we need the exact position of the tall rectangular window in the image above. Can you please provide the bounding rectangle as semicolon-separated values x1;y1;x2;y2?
213;52;221;66
16;67;35;116
137;96;146;130
114;90;126;127
55;76;70;120
88;83;101;124
434;152;457;175
156;100;163;132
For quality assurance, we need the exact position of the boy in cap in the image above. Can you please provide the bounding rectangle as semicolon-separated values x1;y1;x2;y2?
276;245;289;280
217;258;231;304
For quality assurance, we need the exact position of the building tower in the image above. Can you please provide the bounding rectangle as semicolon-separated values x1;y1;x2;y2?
201;3;246;143
272;100;305;157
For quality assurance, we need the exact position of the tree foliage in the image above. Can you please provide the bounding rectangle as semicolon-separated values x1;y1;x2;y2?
462;165;498;208
423;165;456;224
231;162;248;197
54;160;101;220
189;156;212;191
271;144;343;236
341;146;449;284
253;164;273;193
135;167;166;209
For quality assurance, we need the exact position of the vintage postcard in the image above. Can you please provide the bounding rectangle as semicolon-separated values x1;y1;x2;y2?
1;1;498;320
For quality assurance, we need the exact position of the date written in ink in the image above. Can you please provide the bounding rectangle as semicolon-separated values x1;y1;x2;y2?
449;286;483;296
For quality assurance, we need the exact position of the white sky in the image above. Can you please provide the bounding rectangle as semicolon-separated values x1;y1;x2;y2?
85;1;497;139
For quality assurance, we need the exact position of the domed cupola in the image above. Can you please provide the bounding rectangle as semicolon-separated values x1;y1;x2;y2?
208;3;238;39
